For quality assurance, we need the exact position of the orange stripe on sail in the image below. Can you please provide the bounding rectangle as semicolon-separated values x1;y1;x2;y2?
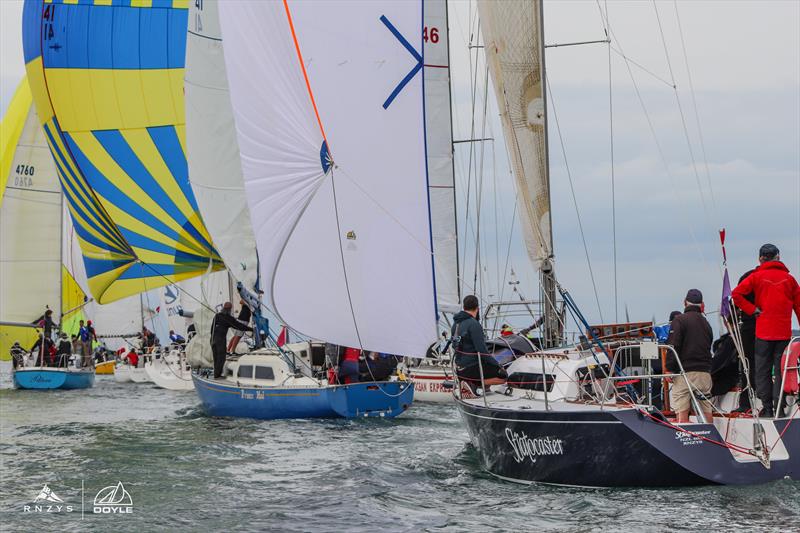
282;0;329;151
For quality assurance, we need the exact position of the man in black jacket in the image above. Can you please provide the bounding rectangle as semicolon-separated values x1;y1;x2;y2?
451;295;506;392
666;289;713;423
211;302;253;379
733;269;757;412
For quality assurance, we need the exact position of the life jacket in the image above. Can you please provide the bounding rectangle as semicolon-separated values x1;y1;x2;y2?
781;340;799;394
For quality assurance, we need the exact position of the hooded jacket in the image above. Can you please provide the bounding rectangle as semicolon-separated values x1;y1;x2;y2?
451;310;487;366
666;306;712;374
732;261;800;341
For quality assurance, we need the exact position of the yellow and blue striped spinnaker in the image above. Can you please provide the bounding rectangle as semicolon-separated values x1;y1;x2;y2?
21;0;223;304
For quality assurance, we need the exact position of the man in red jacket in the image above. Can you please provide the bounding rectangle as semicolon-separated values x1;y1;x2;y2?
732;244;800;417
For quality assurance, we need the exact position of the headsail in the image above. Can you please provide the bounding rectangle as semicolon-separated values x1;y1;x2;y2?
218;1;437;356
424;0;460;312
0;77;62;357
21;0;223;305
185;0;258;292
477;0;552;268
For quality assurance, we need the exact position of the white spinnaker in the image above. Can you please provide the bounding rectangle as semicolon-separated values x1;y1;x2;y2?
185;0;259;292
424;0;459;313
477;0;552;268
0;101;61;323
219;1;437;356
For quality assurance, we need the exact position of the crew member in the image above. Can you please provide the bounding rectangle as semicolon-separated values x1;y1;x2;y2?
227;299;252;353
57;333;72;367
34;309;58;341
452;295;507;393
733;269;758;413
339;347;361;384
732;244;800;417
666;289;713;423
169;330;186;345
211;302;252;379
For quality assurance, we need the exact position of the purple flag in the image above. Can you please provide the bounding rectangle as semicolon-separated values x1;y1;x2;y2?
721;269;732;320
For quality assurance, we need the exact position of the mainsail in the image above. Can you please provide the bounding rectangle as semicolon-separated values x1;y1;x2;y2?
424;0;460;313
218;1;438;356
477;0;552;268
185;0;258;292
0;77;62;357
477;0;561;346
21;0;223;305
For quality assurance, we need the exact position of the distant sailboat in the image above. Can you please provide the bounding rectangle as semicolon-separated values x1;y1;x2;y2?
1;77;93;390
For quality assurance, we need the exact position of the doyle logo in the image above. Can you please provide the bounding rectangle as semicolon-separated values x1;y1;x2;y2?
23;484;73;513
93;482;133;514
505;428;564;464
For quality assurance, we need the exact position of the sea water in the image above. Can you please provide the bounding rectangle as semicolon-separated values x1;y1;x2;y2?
0;361;797;532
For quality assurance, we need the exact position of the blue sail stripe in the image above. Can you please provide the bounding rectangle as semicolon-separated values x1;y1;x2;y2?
64;132;199;252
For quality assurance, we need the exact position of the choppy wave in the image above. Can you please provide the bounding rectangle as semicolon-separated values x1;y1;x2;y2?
0;362;796;532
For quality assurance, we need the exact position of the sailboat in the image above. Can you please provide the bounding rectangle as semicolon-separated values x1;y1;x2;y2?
20;0;225;391
452;0;798;486
183;0;442;419
1;77;94;390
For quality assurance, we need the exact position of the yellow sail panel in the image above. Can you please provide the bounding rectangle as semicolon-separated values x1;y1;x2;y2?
0;78;33;207
22;0;224;305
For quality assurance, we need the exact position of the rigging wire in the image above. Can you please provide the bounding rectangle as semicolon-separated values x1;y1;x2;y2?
545;77;604;323
600;0;619;322
652;0;716;237
672;0;717;209
597;5;712;274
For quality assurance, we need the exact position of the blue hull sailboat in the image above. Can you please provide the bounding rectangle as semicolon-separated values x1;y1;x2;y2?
192;351;413;420
181;0;443;420
13;368;95;390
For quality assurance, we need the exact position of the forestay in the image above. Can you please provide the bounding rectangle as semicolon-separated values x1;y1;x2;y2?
22;0;224;304
185;0;258;292
219;0;437;356
477;0;553;268
424;0;459;313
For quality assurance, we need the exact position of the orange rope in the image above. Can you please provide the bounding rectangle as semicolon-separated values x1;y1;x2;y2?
282;0;329;149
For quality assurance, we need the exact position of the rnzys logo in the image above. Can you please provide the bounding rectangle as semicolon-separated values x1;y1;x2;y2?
93;481;133;514
23;484;74;513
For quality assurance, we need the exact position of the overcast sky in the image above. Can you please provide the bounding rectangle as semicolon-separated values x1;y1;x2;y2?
2;0;798;334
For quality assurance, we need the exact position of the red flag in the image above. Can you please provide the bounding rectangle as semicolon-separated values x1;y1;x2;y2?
276;326;288;347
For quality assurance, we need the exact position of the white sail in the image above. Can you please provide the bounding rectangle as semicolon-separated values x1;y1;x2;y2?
477;0;552;268
219;1;437;356
185;0;259;292
0;82;61;325
424;0;460;312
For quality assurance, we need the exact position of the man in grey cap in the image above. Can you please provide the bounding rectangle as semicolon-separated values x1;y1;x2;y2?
667;289;714;423
732;243;800;417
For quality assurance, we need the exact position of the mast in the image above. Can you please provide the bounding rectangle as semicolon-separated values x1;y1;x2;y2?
477;0;562;347
537;0;560;348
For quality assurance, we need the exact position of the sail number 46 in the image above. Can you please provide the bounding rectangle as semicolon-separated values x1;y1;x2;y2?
423;26;439;44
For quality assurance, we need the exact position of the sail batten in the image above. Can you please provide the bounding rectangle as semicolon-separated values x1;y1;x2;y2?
21;0;223;305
